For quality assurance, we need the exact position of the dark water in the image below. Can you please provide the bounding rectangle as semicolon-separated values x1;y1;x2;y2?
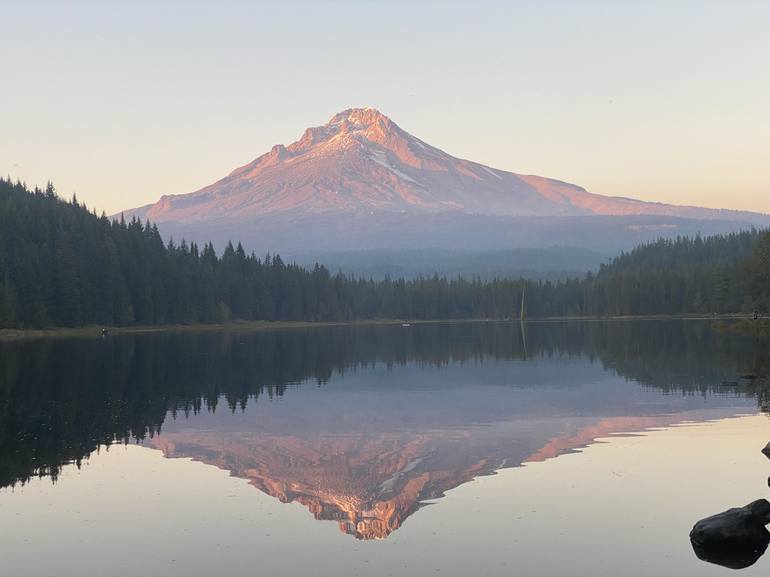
1;320;769;576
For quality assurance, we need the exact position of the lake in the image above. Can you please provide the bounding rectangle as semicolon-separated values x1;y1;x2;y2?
1;320;769;576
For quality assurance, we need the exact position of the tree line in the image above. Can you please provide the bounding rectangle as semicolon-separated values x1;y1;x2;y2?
0;177;768;328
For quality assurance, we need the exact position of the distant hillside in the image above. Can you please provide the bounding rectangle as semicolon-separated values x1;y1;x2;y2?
295;247;611;281
589;230;768;315
599;233;760;276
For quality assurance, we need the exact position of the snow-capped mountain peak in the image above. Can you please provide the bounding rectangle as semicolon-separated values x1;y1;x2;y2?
120;107;769;254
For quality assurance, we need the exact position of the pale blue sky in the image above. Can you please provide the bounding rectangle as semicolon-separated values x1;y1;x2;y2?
2;0;769;214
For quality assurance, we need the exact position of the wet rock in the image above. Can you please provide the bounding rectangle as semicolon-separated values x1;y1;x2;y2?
690;499;770;569
762;442;770;458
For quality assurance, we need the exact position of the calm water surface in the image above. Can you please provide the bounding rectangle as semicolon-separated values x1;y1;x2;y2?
1;320;770;576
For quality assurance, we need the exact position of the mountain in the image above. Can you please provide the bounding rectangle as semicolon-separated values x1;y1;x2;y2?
121;108;769;259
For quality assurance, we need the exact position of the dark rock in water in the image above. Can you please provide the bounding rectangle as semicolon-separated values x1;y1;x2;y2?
692;535;769;569
762;442;770;458
690;499;770;569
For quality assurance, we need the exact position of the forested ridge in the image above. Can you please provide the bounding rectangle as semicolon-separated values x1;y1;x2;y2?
0;177;768;328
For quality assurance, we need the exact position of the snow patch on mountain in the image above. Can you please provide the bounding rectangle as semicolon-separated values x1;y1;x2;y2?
482;166;502;180
369;149;419;185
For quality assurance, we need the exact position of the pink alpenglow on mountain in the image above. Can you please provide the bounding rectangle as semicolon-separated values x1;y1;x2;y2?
122;108;769;254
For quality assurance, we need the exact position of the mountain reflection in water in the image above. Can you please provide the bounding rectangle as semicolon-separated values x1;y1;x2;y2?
1;320;768;539
150;411;723;540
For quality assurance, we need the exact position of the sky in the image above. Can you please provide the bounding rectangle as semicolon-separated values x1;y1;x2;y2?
2;0;769;215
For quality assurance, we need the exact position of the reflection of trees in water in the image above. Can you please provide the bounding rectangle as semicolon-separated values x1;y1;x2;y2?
0;321;767;488
579;321;767;394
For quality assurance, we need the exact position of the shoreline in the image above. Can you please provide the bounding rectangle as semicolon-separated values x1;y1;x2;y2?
0;313;764;342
